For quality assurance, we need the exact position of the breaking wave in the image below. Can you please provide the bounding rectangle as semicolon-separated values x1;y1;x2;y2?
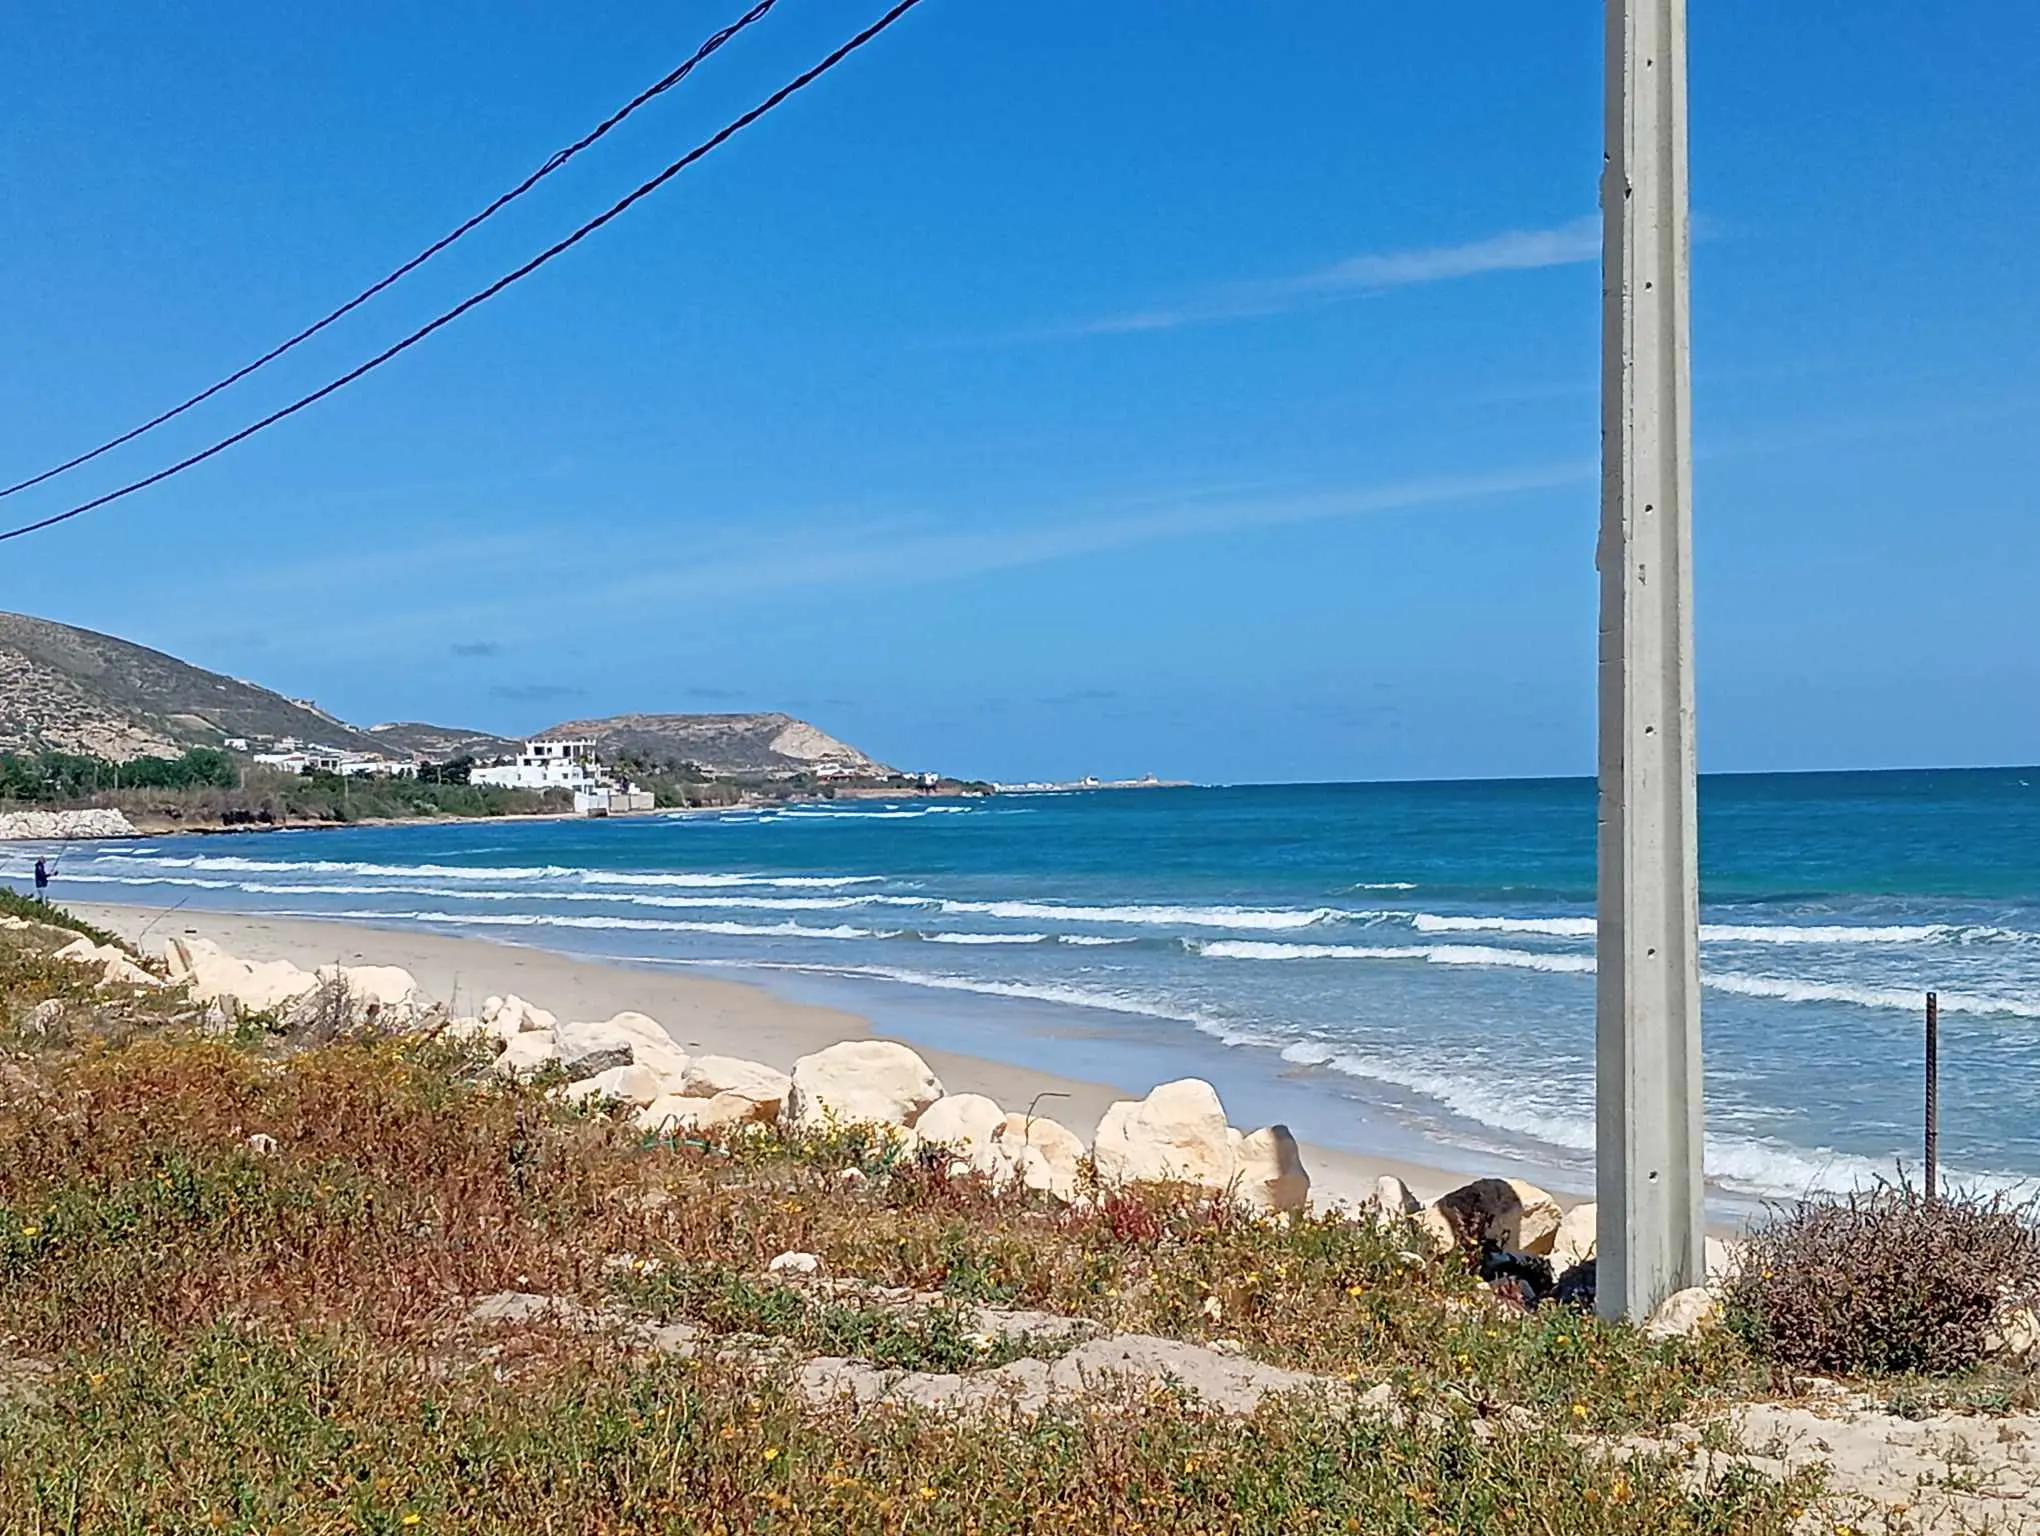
1194;939;1597;974
939;899;1333;931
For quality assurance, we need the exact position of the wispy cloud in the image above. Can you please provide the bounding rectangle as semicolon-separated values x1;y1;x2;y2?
1062;216;1600;338
450;641;501;658
585;459;1593;610
219;458;1592;658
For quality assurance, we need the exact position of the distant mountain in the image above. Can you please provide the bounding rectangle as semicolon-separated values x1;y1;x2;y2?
543;713;892;777
0;611;399;759
0;613;895;779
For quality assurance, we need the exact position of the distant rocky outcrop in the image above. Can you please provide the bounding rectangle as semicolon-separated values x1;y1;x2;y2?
542;712;892;778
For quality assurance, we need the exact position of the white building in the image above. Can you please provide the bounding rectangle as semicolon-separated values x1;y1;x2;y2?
252;745;414;778
474;738;656;814
253;747;343;774
471;739;604;791
574;787;656;816
335;755;416;779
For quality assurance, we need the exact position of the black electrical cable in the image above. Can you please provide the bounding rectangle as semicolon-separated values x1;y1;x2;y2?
0;0;927;546
0;0;780;501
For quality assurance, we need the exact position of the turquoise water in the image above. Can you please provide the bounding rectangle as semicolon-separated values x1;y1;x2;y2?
24;768;2040;1199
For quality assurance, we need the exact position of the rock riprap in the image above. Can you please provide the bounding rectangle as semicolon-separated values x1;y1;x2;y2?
784;1040;945;1132
0;808;138;840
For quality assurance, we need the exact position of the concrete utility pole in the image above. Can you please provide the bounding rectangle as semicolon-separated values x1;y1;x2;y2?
1595;0;1704;1322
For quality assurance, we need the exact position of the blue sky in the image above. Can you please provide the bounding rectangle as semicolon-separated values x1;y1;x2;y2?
4;1;2036;783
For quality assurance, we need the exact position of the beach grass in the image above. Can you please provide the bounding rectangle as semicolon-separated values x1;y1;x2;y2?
0;915;1837;1531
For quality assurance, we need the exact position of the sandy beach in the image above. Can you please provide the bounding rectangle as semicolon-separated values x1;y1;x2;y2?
71;899;1477;1210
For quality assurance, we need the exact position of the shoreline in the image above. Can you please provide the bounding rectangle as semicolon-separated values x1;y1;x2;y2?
39;787;993;839
69;899;1481;1211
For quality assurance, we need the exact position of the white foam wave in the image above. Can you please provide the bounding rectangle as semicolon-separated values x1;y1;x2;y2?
776;806;974;820
706;960;1228;1028
1700;923;1952;945
1273;1039;1905;1198
1195;939;1596;974
920;932;1049;945
319;909;881;941
1199;937;2040;1013
1407;912;1957;946
1352;882;1418;891
1411;913;1597;938
585;871;884;889
56;872;901;914
1704;972;2040;1019
1058;934;1135;946
940;899;1332;931
83;853;882;889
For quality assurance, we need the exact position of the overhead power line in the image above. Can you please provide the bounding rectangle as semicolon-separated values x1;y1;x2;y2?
0;0;927;547
0;0;782;503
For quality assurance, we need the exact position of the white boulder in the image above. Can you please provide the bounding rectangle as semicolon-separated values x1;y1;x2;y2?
168;936;321;1014
1091;1079;1235;1192
988;1112;1087;1201
439;1016;495;1046
1431;1177;1563;1254
768;1251;822;1277
313;963;421;1023
696;1090;777;1133
1231;1125;1310;1215
1987;1308;2040;1367
491;1031;559;1080
1553;1202;1598;1267
1705;1235;1742;1284
602;1010;668;1042
54;937;164;989
1646;1286;1720;1340
634;1090;772;1138
481;994;557;1035
913;1094;1006;1170
1366;1175;1423;1222
552;1020;640;1081
558;1064;665;1107
680;1055;792;1115
635;1094;705;1136
783;1040;944;1132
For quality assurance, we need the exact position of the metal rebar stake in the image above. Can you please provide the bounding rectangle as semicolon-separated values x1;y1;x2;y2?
1925;991;1939;1201
1595;0;1706;1323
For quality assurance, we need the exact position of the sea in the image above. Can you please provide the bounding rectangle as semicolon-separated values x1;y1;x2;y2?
19;769;2040;1209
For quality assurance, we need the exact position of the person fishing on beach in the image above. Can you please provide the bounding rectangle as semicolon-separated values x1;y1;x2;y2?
33;857;50;900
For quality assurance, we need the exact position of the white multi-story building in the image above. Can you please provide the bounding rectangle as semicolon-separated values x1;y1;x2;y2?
471;739;605;791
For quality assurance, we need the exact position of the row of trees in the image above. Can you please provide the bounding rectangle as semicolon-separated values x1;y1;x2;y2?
0;747;240;801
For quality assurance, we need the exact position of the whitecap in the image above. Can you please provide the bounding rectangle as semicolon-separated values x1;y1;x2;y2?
1194;939;1596;974
1704;972;2040;1019
940;899;1333;931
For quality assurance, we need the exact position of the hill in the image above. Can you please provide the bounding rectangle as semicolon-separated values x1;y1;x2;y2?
0;613;897;780
0;611;392;759
543;712;893;777
362;721;523;761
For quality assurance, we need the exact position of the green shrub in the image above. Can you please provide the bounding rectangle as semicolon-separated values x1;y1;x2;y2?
0;891;122;948
1723;1179;2040;1376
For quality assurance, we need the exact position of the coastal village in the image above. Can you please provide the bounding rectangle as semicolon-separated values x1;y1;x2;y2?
243;732;658;816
